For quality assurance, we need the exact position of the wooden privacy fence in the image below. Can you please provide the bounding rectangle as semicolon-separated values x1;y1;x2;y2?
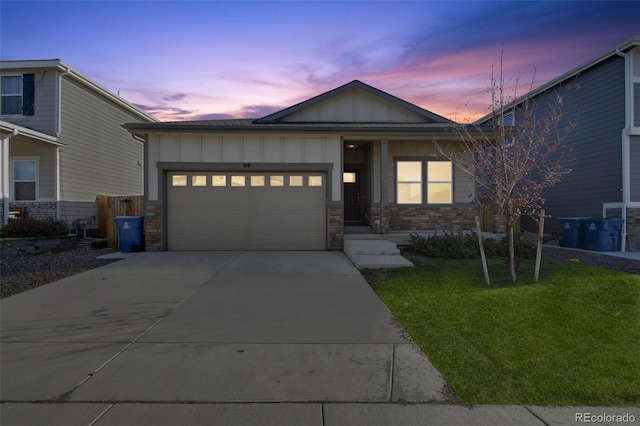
97;194;144;248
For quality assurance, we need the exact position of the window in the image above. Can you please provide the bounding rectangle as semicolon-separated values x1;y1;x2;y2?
211;175;227;187
343;172;356;183
397;161;422;204
270;176;284;187
427;161;452;204
172;175;187;186
250;176;265;187
289;176;303;187
192;175;206;186
1;74;35;116
231;176;245;187
396;160;453;204
13;160;37;200
308;176;323;187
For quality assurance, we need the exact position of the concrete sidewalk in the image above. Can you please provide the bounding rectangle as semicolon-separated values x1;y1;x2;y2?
1;251;637;425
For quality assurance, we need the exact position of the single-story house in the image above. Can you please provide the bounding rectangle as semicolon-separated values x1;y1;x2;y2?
124;80;478;251
476;36;640;252
0;60;157;227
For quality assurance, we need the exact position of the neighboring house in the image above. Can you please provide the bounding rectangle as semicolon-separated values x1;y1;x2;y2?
0;60;157;228
124;80;477;251
476;36;640;252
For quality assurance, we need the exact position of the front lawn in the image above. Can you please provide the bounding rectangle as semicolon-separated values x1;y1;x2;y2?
366;254;640;406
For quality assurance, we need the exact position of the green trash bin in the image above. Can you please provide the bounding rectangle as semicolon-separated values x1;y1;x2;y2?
558;217;590;249
584;219;624;252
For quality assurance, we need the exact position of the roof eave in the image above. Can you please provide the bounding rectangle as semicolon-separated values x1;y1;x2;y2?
475;35;640;124
0;120;64;146
1;59;158;123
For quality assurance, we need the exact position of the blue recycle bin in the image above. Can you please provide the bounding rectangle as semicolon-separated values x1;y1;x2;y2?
114;216;144;253
558;217;590;249
584;218;624;252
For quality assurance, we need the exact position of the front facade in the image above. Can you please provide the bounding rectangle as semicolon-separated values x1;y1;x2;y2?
477;36;640;251
0;60;157;227
125;81;477;251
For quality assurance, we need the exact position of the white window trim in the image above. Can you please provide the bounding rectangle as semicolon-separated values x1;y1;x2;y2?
10;157;39;201
1;74;23;117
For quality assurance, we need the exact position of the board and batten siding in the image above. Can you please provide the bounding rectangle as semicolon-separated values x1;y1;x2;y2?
147;134;342;201
0;68;57;136
280;89;426;123
58;77;144;219
528;55;626;232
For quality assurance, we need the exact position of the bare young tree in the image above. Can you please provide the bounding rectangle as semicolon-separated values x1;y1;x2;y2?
438;57;578;282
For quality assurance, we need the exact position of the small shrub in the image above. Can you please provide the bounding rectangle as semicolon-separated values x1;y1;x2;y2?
409;233;480;259
483;237;500;258
408;232;536;260
497;234;537;260
0;218;70;238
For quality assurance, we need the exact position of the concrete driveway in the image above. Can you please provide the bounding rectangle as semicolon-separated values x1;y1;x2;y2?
1;251;449;424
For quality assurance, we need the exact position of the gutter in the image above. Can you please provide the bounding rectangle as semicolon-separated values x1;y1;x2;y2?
614;48;631;252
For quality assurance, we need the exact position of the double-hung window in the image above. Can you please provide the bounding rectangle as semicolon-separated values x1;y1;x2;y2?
1;74;35;116
396;160;453;204
397;161;423;204
427;161;452;203
13;160;37;201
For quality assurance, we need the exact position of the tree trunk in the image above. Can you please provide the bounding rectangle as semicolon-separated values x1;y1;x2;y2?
508;225;516;282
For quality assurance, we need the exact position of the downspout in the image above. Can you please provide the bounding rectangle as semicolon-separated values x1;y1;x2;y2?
56;65;70;221
615;48;631;252
1;129;18;225
55;147;61;221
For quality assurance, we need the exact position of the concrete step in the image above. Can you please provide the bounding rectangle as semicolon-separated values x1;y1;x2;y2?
344;240;400;255
348;254;414;270
344;240;414;270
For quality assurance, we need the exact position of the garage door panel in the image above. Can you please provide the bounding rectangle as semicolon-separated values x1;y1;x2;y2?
167;172;327;250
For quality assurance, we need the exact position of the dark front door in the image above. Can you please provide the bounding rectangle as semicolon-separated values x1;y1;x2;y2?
343;169;361;222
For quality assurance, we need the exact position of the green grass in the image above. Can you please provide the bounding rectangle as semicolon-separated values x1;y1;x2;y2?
366;254;640;406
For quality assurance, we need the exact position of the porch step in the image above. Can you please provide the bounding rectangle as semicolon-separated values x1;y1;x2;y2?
344;225;374;234
344;240;413;270
344;240;400;255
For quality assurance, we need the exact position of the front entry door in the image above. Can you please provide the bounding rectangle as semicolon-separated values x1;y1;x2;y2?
343;169;361;222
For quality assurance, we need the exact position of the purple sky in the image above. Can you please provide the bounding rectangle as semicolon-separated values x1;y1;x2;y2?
1;1;638;122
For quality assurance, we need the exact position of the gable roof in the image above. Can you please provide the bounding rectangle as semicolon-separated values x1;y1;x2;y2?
0;59;158;123
254;80;451;124
475;35;640;124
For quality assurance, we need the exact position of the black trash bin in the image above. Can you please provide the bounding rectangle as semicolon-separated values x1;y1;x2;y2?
114;216;144;253
584;218;624;252
558;217;590;249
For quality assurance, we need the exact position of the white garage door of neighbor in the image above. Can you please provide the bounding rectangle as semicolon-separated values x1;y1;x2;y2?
167;172;327;250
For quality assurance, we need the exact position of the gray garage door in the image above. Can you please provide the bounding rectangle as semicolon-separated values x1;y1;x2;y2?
167;172;327;250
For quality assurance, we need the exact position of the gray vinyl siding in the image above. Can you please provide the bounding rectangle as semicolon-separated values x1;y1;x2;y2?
9;137;56;200
631;136;640;202
517;56;626;233
58;77;144;219
0;69;57;136
634;83;640;127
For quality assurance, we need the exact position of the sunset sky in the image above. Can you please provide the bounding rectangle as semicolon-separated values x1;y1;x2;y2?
1;1;638;122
